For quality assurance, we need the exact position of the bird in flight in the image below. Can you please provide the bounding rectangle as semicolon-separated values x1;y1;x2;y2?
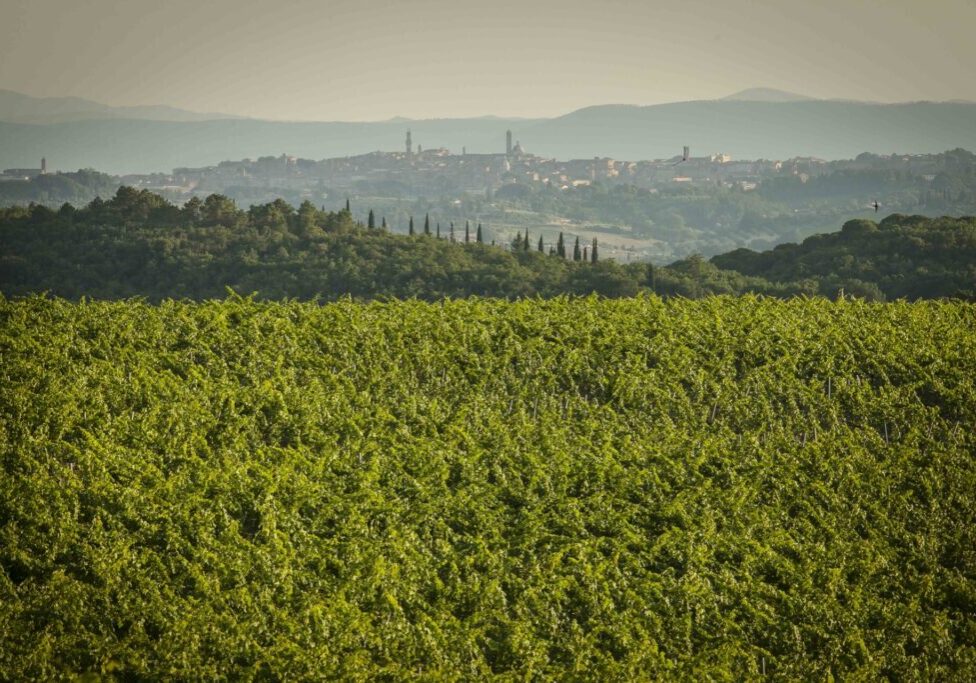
872;200;880;213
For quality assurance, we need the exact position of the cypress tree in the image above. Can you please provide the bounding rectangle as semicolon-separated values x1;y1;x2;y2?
537;234;544;252
583;246;589;261
557;232;565;259
549;245;556;256
477;223;483;243
450;222;455;242
591;237;598;263
345;198;350;212
465;220;470;243
409;216;415;236
367;209;375;229
381;216;387;230
573;236;581;262
436;222;441;239
512;232;522;250
424;213;431;236
523;228;530;251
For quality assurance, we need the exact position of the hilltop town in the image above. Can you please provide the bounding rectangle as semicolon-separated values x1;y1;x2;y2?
92;132;969;206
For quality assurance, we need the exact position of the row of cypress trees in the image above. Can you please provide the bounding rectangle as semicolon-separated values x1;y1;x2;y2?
351;200;598;262
512;229;599;263
405;213;484;244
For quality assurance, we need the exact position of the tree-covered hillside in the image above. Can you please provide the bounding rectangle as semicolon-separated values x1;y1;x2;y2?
1;188;973;301
1;296;974;679
0;189;644;301
711;214;976;300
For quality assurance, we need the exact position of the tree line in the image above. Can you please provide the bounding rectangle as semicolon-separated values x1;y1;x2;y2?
1;187;973;302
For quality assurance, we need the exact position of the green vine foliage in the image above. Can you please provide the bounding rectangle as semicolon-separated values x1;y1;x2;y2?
1;294;974;679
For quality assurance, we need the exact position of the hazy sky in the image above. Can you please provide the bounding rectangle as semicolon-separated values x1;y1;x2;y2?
1;0;973;120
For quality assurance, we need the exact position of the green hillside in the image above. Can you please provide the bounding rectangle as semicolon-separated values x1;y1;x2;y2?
710;213;976;299
2;188;974;301
2;295;974;679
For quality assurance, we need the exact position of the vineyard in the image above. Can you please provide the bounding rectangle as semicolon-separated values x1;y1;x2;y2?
1;294;975;679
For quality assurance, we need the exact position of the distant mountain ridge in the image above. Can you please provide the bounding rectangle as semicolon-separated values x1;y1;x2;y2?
1;89;975;174
0;117;541;175
0;89;243;124
721;88;817;102
518;99;976;162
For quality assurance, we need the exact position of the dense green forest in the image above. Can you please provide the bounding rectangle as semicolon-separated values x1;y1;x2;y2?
2;295;974;678
1;187;974;301
712;214;976;300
